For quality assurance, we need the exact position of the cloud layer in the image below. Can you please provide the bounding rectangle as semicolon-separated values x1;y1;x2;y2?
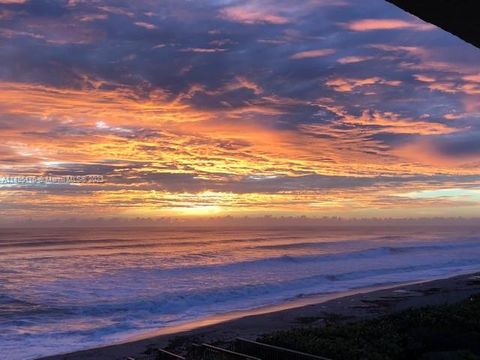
0;0;479;220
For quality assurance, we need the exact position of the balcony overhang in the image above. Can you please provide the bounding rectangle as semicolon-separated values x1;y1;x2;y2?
387;0;480;49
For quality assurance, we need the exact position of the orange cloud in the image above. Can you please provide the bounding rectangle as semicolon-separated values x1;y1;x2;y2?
291;49;336;59
425;81;480;95
0;81;211;127
342;111;460;135
326;77;401;92
337;56;373;64
134;21;156;30
220;5;289;25
344;19;434;32
0;80;472;184
464;74;480;83
393;139;479;168
414;74;436;83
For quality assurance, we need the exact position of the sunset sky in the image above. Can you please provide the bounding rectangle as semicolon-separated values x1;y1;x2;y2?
1;0;480;221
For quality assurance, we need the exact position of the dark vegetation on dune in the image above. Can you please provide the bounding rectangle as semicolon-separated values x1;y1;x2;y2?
260;294;480;360
387;0;480;49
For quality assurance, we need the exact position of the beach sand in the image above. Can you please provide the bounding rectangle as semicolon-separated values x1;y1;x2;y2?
39;272;480;360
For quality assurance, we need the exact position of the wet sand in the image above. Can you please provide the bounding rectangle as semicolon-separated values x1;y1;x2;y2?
40;272;480;360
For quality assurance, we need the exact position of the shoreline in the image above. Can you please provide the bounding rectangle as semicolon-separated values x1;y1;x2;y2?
122;281;413;343
39;271;480;360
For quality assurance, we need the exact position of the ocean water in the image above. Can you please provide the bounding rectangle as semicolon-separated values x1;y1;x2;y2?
1;226;480;360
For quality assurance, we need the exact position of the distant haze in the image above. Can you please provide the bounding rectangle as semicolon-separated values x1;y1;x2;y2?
6;216;480;229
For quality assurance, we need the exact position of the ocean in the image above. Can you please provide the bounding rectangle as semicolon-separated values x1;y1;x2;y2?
1;226;480;359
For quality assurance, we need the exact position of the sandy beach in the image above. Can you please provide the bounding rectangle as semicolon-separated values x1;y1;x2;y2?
39;272;480;360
